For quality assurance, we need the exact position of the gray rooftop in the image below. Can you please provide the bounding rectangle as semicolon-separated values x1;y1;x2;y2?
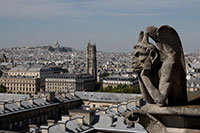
93;112;146;133
75;91;142;103
8;65;51;72
45;118;93;133
190;63;200;69
46;73;94;80
0;93;80;116
0;93;29;102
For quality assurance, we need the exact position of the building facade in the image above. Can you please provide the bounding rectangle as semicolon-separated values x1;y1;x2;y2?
7;65;54;89
86;42;97;80
103;75;138;88
0;75;40;94
45;73;95;93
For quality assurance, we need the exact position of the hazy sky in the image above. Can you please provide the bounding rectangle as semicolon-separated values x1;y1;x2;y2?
0;0;200;52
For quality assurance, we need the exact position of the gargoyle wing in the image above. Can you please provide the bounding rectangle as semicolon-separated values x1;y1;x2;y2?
147;25;186;72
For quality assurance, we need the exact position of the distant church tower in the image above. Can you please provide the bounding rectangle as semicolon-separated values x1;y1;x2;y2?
54;40;60;48
86;42;97;80
198;49;200;57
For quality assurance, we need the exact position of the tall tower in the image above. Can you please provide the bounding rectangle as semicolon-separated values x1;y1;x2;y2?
86;42;97;80
198;49;200;57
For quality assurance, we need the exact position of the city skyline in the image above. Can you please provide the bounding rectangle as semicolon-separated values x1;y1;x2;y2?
0;0;200;52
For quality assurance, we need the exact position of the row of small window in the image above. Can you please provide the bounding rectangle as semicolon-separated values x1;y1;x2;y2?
4;83;35;87
8;87;35;92
0;80;35;83
46;83;74;86
46;79;75;82
9;72;38;76
46;87;73;90
103;81;132;84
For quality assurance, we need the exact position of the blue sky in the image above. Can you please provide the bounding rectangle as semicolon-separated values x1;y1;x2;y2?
0;0;200;52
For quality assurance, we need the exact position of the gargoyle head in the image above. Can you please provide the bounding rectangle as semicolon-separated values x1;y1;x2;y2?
132;31;159;73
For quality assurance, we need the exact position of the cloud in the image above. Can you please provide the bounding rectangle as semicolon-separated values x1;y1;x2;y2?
0;0;199;17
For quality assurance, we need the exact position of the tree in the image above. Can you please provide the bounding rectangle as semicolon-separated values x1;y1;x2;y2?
97;83;141;94
0;84;7;93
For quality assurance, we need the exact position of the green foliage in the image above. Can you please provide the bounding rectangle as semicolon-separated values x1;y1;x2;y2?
98;83;141;94
0;84;7;93
95;82;102;90
7;90;13;93
48;46;55;52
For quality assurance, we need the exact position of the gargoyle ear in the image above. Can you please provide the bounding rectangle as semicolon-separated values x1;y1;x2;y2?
146;26;158;42
150;50;158;64
137;31;144;43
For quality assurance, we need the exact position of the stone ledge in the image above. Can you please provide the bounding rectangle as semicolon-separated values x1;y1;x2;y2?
167;128;200;133
124;104;200;133
140;104;200;116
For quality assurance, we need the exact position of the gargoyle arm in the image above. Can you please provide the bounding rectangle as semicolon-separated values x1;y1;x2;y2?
138;74;154;104
141;56;174;106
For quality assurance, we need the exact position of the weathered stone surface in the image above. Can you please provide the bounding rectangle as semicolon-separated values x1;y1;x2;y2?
140;104;200;116
132;25;188;106
125;25;198;133
124;104;200;133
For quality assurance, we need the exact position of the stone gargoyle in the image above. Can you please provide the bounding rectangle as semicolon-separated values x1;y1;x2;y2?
132;25;188;106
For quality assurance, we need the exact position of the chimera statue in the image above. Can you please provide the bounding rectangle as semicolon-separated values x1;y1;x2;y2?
132;25;188;106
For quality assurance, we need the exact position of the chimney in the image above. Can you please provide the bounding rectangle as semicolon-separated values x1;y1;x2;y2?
29;98;34;104
16;100;22;107
58;121;66;131
42;96;47;102
29;124;38;132
136;98;143;107
62;115;71;121
0;102;5;110
61;93;66;98
76;116;84;125
83;105;90;110
112;105;118;113
47;120;55;126
40;126;49;133
127;100;136;107
120;102;127;110
110;116;113;124
70;89;75;97
70;92;75;97
43;92;55;101
100;109;106;115
110;116;117;127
